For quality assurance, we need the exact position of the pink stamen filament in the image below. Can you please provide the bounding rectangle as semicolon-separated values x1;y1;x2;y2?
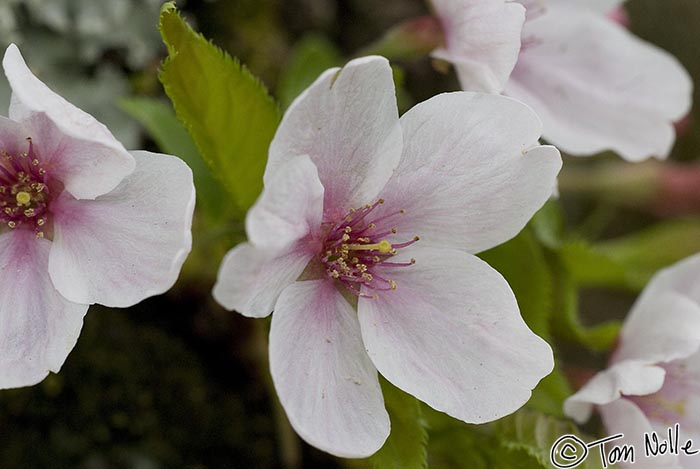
320;199;418;299
0;138;50;238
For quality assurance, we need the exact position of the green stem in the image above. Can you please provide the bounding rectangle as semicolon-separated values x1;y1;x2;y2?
251;320;302;469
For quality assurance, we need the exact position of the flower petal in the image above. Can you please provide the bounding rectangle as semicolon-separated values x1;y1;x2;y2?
48;150;195;307
563;360;666;424
358;246;553;424
431;0;525;93
212;242;314;318
267;56;402;215
246;155;324;252
2;43;135;199
599;398;683;469
0;115;30;156
631;357;700;438
270;279;389;458
613;291;700;365
372;92;560;253
504;5;692;161
547;0;625;14
0;229;88;389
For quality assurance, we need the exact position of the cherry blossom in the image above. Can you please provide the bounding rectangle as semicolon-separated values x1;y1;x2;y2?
0;44;195;389
431;0;693;161
213;55;561;457
565;254;700;469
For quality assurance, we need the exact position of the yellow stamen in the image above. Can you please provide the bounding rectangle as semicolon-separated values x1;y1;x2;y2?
16;191;31;206
345;239;393;253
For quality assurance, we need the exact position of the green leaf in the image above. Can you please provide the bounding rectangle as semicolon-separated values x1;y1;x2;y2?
119;96;229;220
158;2;280;215
496;410;602;469
277;33;341;110
597;218;700;290
480;228;553;341
425;407;601;469
369;379;428;469
558;219;700;293
551;260;622;353
527;368;572;418
531;200;565;249
425;407;537;469
559;241;629;290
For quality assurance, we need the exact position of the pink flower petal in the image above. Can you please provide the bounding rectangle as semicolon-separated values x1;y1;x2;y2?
0;115;30;156
2;44;135;199
549;0;626;15
267;56;402;216
431;0;525;93
505;5;692;161
630;357;700;438
270;279;389;458
564;360;666;424
372;92;560;253
599;398;682;469
246;155;324;253
212;242;314;318
48;151;195;307
0;229;87;389
613;291;700;365
358;246;553;424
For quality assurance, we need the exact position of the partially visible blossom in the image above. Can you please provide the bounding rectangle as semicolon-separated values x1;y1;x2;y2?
213;55;561;457
564;254;700;468
430;0;526;94
0;44;196;389
431;0;693;162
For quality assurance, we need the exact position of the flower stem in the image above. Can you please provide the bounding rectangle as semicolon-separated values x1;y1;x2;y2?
251;319;302;468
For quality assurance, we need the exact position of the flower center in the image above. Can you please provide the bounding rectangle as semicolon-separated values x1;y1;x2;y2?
320;199;419;299
0;137;50;238
628;360;700;433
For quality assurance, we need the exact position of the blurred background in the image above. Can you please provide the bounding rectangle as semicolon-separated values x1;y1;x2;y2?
0;0;699;467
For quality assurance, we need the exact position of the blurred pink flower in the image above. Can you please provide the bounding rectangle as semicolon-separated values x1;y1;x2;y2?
431;0;693;162
0;44;196;389
565;254;700;468
213;55;560;457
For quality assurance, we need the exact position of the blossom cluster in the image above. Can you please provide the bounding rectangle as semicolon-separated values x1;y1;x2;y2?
0;0;697;465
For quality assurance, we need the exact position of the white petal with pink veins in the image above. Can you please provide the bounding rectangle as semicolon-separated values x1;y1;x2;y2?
2;44;135;199
246;155;324;253
270;279;389;458
267;56;402;216
213;241;314;318
505;5;692;161
48;151;195;308
0;229;88;389
372;92;560;254
358;246;553;424
564;360;666;424
431;0;525;93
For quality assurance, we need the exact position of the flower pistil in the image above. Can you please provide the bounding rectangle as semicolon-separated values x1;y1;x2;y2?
0;137;50;238
321;198;419;299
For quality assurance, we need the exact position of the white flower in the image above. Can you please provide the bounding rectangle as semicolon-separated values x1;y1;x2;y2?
213;55;560;457
431;0;694;161
565;254;700;469
0;44;195;389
